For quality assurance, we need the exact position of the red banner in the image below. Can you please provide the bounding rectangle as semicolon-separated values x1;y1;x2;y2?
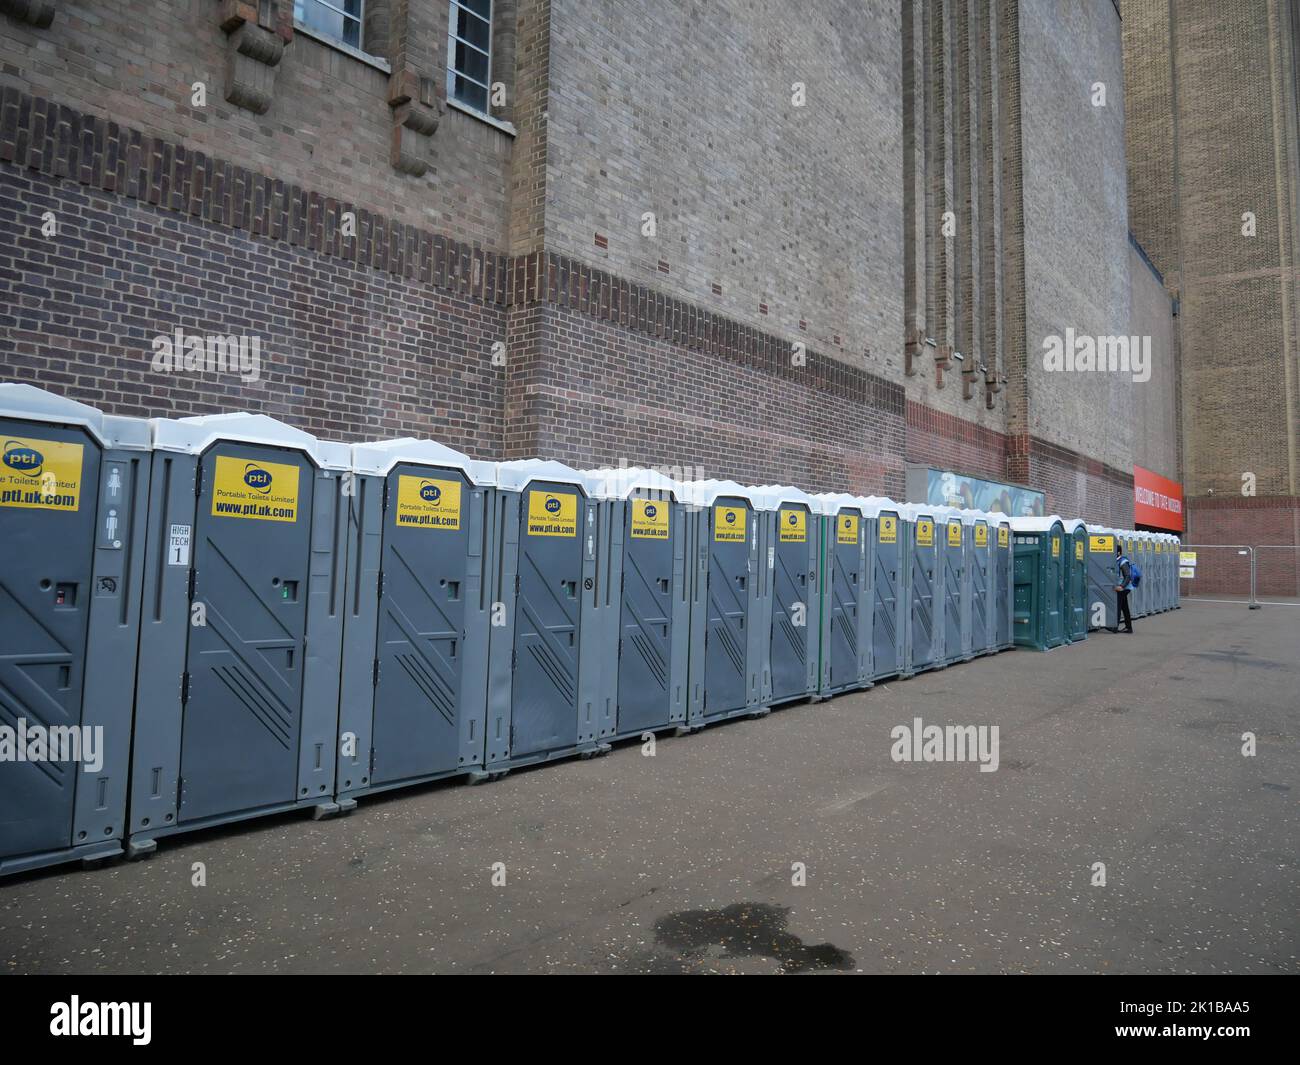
1133;465;1183;530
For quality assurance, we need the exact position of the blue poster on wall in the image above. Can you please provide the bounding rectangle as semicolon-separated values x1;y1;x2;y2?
909;466;1046;516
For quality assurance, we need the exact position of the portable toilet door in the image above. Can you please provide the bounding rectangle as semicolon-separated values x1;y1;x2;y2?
759;486;820;707
936;508;967;665
1126;533;1146;618
0;385;152;877
333;438;496;804
484;461;605;773
994;517;1013;650
680;480;766;728
1065;519;1088;642
812;494;872;697
902;503;943;673
583;467;689;741
864;497;907;680
964;510;992;655
1086;525;1119;631
128;413;349;856
1160;535;1173;610
1010;516;1067;650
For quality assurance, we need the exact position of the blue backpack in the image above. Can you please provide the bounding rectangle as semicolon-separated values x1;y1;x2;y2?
1121;556;1142;587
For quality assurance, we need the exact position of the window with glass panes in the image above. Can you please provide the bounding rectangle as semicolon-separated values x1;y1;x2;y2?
447;0;492;113
295;0;363;50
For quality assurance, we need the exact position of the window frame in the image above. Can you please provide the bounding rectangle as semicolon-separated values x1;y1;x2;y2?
446;0;494;116
294;0;366;53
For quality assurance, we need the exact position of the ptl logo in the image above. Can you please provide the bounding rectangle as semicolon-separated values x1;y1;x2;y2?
3;441;44;477
788;513;799;526
644;504;658;518
725;510;736;525
545;496;561;514
420;482;442;503
243;463;273;493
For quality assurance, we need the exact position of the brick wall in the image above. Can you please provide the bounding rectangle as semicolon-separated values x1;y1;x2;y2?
0;0;514;247
1019;0;1135;474
506;300;908;495
542;0;904;382
1124;0;1299;551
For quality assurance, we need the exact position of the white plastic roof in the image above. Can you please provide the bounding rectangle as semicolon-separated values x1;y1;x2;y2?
581;466;681;501
0;382;151;450
813;492;867;515
748;484;819;512
352;437;496;484
1061;517;1087;533
496;458;592;494
1008;515;1066;533
678;478;762;507
1086;523;1121;536
959;507;992;526
859;495;902;519
151;410;348;469
896;501;940;522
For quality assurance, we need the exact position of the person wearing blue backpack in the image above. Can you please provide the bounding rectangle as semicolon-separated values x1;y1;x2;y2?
1112;542;1137;634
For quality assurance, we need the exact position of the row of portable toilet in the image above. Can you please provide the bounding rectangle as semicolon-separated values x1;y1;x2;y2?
1008;517;1181;650
0;384;1165;879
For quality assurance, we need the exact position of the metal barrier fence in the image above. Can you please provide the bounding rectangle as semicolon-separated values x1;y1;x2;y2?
1179;544;1300;607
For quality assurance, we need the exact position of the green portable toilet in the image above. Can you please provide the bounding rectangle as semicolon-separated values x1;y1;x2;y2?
1064;518;1088;643
0;385;152;877
1009;516;1067;650
812;493;872;698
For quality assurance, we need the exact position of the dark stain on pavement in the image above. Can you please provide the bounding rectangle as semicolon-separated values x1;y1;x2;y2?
1189;651;1289;671
653;902;854;973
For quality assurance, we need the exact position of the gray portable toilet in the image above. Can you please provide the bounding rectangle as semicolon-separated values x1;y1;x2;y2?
1171;533;1182;608
1085;524;1120;631
0;385;152;877
128;413;350;856
334;438;497;805
862;496;907;680
812;493;873;698
753;485;820;708
484;461;606;774
962;508;994;655
992;515;1014;650
581;466;689;741
1126;532;1147;618
935;506;972;665
680;479;769;728
899;502;944;674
